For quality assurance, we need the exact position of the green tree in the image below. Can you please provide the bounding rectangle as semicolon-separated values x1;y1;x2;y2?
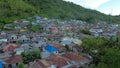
81;37;106;53
30;24;43;32
18;62;24;68
96;63;108;68
79;29;91;35
0;23;4;29
101;47;120;68
65;45;71;52
21;49;41;63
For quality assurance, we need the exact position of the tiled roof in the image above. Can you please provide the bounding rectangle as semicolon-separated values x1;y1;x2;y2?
51;43;66;52
3;44;20;52
73;45;83;52
30;59;51;68
47;53;70;67
68;65;77;68
62;53;90;63
4;55;23;64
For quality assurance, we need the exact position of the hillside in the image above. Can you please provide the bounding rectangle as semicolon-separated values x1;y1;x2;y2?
23;0;120;23
0;0;37;24
0;0;120;25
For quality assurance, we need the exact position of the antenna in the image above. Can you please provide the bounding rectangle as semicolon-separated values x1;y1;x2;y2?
109;9;112;23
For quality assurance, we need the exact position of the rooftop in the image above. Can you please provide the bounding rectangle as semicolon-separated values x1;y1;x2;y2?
62;53;90;63
4;55;23;64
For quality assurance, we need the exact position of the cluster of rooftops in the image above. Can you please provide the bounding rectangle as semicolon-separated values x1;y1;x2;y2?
0;16;119;68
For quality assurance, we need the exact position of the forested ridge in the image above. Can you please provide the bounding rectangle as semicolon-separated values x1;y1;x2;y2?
0;0;120;24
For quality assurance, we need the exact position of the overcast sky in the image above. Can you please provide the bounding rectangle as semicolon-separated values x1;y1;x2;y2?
64;0;120;15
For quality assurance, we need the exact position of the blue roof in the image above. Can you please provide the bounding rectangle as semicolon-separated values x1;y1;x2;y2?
61;40;72;45
0;62;2;68
45;45;58;52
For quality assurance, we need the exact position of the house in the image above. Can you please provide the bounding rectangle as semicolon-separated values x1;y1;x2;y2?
38;40;46;47
102;31;117;37
30;59;52;68
32;40;46;51
49;27;58;34
9;35;18;43
0;39;8;43
61;37;82;46
18;35;30;43
117;30;120;36
21;43;30;52
14;25;21;30
41;51;50;59
3;44;20;53
61;40;72;45
31;37;38;42
31;21;38;25
0;32;7;38
44;45;58;53
89;28;103;37
0;52;11;59
14;48;24;55
4;24;14;30
72;45;83;54
62;53;91;68
19;19;30;28
0;32;6;35
46;53;72;68
51;43;66;53
3;55;23;68
19;19;29;24
61;38;76;51
31;42;44;50
78;33;92;40
36;16;41;23
31;43;41;48
71;38;82;46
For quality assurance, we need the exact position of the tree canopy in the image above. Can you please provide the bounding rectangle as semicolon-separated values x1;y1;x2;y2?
81;36;120;68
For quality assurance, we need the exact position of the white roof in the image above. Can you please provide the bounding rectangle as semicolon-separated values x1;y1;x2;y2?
62;37;82;45
0;39;8;42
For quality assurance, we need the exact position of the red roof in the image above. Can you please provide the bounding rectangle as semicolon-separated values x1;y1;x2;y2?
62;53;90;63
51;43;66;52
50;27;57;31
30;59;51;68
46;53;70;67
68;65;77;68
3;44;20;52
4;55;23;64
73;45;83;52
